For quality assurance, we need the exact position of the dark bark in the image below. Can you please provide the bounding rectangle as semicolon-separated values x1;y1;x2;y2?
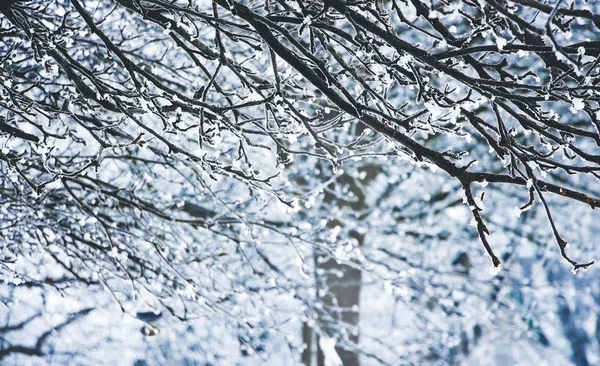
0;0;22;12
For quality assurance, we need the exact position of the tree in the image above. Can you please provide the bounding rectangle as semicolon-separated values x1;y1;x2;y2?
2;0;600;364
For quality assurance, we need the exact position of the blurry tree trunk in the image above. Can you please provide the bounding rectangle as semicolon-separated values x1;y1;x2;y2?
556;296;590;366
548;267;590;366
315;224;363;366
312;121;379;366
316;334;324;366
301;321;313;366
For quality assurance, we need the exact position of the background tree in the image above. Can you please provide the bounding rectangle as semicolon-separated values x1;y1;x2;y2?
2;0;600;365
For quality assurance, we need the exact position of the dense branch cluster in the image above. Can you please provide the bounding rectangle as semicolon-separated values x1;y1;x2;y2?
1;0;600;363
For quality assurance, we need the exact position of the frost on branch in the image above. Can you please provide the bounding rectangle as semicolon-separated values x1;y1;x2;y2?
1;0;600;364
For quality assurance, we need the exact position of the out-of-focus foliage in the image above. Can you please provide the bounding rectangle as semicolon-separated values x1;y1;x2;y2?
1;0;600;365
